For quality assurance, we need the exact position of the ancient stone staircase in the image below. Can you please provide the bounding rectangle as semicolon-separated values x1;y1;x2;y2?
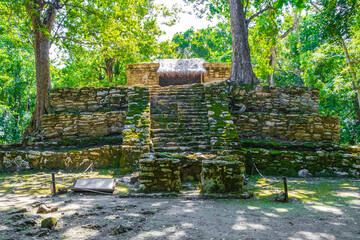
150;84;210;153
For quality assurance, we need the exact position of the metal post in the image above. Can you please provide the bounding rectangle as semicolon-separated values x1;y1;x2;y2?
51;172;56;196
283;176;288;202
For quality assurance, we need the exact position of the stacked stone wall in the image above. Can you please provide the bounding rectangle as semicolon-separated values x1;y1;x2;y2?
204;82;240;153
126;62;230;87
138;153;245;193
126;63;159;86
233;113;340;143
243;146;360;177
38;87;129;142
229;84;340;143
230;85;319;113
0;145;122;173
50;87;128;113
203;63;230;83
139;153;181;192
120;87;151;167
41;111;126;141
201;158;245;193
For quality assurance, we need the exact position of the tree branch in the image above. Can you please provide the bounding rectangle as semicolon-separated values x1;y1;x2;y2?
309;1;322;12
275;68;304;75
56;36;102;45
244;0;249;16
247;6;271;25
62;3;106;19
51;11;69;46
44;5;57;31
280;13;299;39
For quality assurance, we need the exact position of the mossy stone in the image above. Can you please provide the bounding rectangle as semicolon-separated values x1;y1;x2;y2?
41;217;57;229
263;166;280;176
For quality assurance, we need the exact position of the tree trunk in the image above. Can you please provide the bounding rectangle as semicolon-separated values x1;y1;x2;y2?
105;58;115;82
267;46;276;86
340;39;360;122
228;0;259;85
353;95;360;123
25;2;58;138
28;33;52;134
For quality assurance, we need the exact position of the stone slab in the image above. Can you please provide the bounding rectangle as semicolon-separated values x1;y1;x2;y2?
71;178;115;193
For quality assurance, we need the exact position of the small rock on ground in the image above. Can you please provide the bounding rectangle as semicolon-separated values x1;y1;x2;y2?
41;217;57;230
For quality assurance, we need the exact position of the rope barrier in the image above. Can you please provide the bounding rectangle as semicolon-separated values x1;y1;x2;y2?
246;162;286;194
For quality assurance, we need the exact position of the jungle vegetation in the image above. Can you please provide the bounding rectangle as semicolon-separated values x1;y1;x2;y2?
0;0;359;144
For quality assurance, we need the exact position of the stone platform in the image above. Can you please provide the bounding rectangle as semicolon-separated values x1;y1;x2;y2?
1;82;359;194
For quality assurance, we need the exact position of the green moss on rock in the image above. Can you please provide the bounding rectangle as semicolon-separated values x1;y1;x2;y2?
41;217;57;229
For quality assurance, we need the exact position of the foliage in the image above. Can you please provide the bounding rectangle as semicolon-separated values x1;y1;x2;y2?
0;7;35;144
54;0;164;86
169;23;232;62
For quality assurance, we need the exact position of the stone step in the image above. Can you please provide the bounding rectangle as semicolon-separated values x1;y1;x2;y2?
151;92;204;97
151;128;208;133
151;87;203;91
151;93;203;97
154;145;209;152
178;109;208;113
178;116;208;120
153;139;209;145
151;135;210;141
154;146;192;152
151;124;207;129
152;93;204;96
177;106;208;109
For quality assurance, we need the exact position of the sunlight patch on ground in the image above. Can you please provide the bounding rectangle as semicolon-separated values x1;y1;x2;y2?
151;201;169;207
134;226;183;240
0;225;10;231
247;206;260;210
289;231;336;240
335;191;360;198
61;225;100;239
247;223;268;230
263;212;279;218
0;171;121;196
309;205;343;215
232;216;268;231
274;208;288;213
181;222;194;228
329;221;346;226
183;208;195;213
340;183;359;190
290;189;318;201
348;199;360;207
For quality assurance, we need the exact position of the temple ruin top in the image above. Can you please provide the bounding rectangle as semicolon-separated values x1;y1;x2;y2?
126;59;230;87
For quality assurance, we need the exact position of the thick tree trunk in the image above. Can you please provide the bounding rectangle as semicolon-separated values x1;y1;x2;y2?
228;0;259;85
24;2;58;138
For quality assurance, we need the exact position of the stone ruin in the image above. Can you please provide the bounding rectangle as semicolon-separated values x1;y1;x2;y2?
1;59;359;195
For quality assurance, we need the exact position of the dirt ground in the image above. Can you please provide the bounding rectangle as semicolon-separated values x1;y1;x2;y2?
0;172;359;240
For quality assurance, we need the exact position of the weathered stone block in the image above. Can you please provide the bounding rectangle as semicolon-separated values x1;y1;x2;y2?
201;157;245;193
139;154;181;192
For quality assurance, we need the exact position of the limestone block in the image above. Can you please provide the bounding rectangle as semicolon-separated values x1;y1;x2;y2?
201;158;245;193
139;154;181;192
